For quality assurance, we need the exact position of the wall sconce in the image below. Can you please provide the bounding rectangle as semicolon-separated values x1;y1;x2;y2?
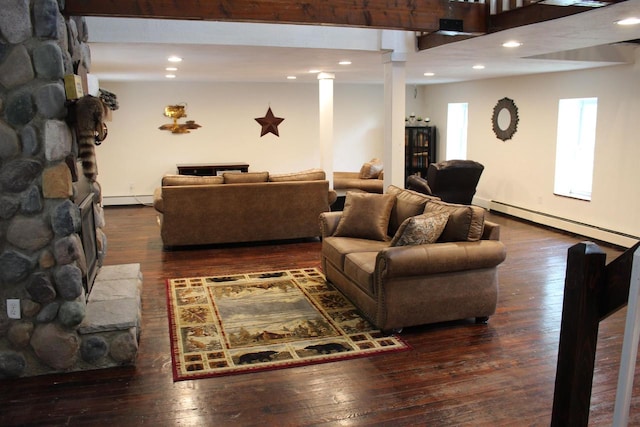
159;103;201;134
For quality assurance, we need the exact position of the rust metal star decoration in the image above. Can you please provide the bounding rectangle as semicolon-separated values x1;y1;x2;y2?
255;107;285;137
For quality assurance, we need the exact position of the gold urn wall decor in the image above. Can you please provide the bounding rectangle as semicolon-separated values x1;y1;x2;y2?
159;103;202;134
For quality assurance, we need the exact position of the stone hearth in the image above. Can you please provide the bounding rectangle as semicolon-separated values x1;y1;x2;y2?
77;264;142;370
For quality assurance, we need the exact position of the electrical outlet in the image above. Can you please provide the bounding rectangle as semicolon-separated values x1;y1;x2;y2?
129;183;134;194
7;299;20;319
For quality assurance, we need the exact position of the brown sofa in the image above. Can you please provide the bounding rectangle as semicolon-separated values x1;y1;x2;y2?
319;186;506;331
153;169;336;247
333;158;384;194
333;172;384;194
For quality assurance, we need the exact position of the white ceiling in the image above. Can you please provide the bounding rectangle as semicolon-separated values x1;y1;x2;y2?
86;0;640;85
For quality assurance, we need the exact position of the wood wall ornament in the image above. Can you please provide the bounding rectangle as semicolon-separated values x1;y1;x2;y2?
492;97;519;141
255;107;284;137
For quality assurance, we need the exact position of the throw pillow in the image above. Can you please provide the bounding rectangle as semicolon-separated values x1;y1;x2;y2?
358;158;384;179
334;191;395;241
423;199;485;242
386;185;438;235
162;174;223;186
390;212;450;247
223;171;269;183
269;168;326;182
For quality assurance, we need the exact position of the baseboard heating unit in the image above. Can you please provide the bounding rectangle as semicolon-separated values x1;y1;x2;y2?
490;201;638;249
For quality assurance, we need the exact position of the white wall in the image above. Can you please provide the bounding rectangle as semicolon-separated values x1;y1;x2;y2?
333;84;384;170
97;61;640;246
405;84;428;121
97;81;385;201
423;60;640;247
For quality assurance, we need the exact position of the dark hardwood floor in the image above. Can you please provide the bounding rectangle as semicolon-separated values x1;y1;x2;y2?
1;205;637;426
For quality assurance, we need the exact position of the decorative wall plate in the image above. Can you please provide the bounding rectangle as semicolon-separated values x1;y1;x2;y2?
492;97;519;141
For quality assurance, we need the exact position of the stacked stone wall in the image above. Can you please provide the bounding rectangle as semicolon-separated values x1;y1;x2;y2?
0;0;120;378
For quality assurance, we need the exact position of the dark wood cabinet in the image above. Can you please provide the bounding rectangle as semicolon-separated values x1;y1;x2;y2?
176;162;249;176
405;126;436;181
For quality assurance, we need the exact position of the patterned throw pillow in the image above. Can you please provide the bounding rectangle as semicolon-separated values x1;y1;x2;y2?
390;212;450;247
386;185;439;235
423;199;485;242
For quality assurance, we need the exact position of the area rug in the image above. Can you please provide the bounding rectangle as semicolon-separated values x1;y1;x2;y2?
166;267;410;381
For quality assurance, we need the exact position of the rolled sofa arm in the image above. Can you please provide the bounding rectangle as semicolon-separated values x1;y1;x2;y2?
483;220;501;240
377;240;507;278
319;211;343;238
153;188;164;213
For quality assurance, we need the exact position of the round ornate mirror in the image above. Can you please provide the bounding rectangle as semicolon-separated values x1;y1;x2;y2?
492;97;519;141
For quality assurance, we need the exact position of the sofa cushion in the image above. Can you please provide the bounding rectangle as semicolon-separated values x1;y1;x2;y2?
223;171;269;183
423;199;485;242
390;212;449;247
162;174;223;186
323;236;389;271
343;252;378;296
358;158;384;179
386;185;439;235
334;192;395;241
269;168;325;182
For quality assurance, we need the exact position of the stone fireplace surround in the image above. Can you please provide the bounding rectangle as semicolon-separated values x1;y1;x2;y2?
0;0;141;378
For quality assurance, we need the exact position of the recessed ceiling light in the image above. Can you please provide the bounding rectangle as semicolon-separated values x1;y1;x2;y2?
166;67;178;71
616;17;640;26
309;69;321;73
424;72;435;77
338;61;352;65
473;64;485;70
165;74;176;79
167;56;182;63
502;41;522;48
287;76;297;80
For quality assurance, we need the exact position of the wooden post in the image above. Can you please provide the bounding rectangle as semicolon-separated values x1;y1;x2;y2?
551;242;606;426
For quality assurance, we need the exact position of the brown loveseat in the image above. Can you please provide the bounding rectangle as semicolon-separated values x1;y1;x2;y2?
153;169;336;247
319;186;506;331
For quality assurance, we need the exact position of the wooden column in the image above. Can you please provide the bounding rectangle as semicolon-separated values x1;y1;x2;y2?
318;72;335;188
382;55;406;190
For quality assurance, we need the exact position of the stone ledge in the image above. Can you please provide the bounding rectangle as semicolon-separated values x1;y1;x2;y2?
78;298;140;334
81;263;143;336
88;277;142;303
95;263;143;281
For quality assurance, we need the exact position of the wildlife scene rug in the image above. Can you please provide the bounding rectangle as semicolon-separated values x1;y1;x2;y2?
166;267;410;381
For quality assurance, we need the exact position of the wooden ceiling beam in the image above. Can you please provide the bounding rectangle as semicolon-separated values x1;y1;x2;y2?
417;33;478;51
63;0;488;34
